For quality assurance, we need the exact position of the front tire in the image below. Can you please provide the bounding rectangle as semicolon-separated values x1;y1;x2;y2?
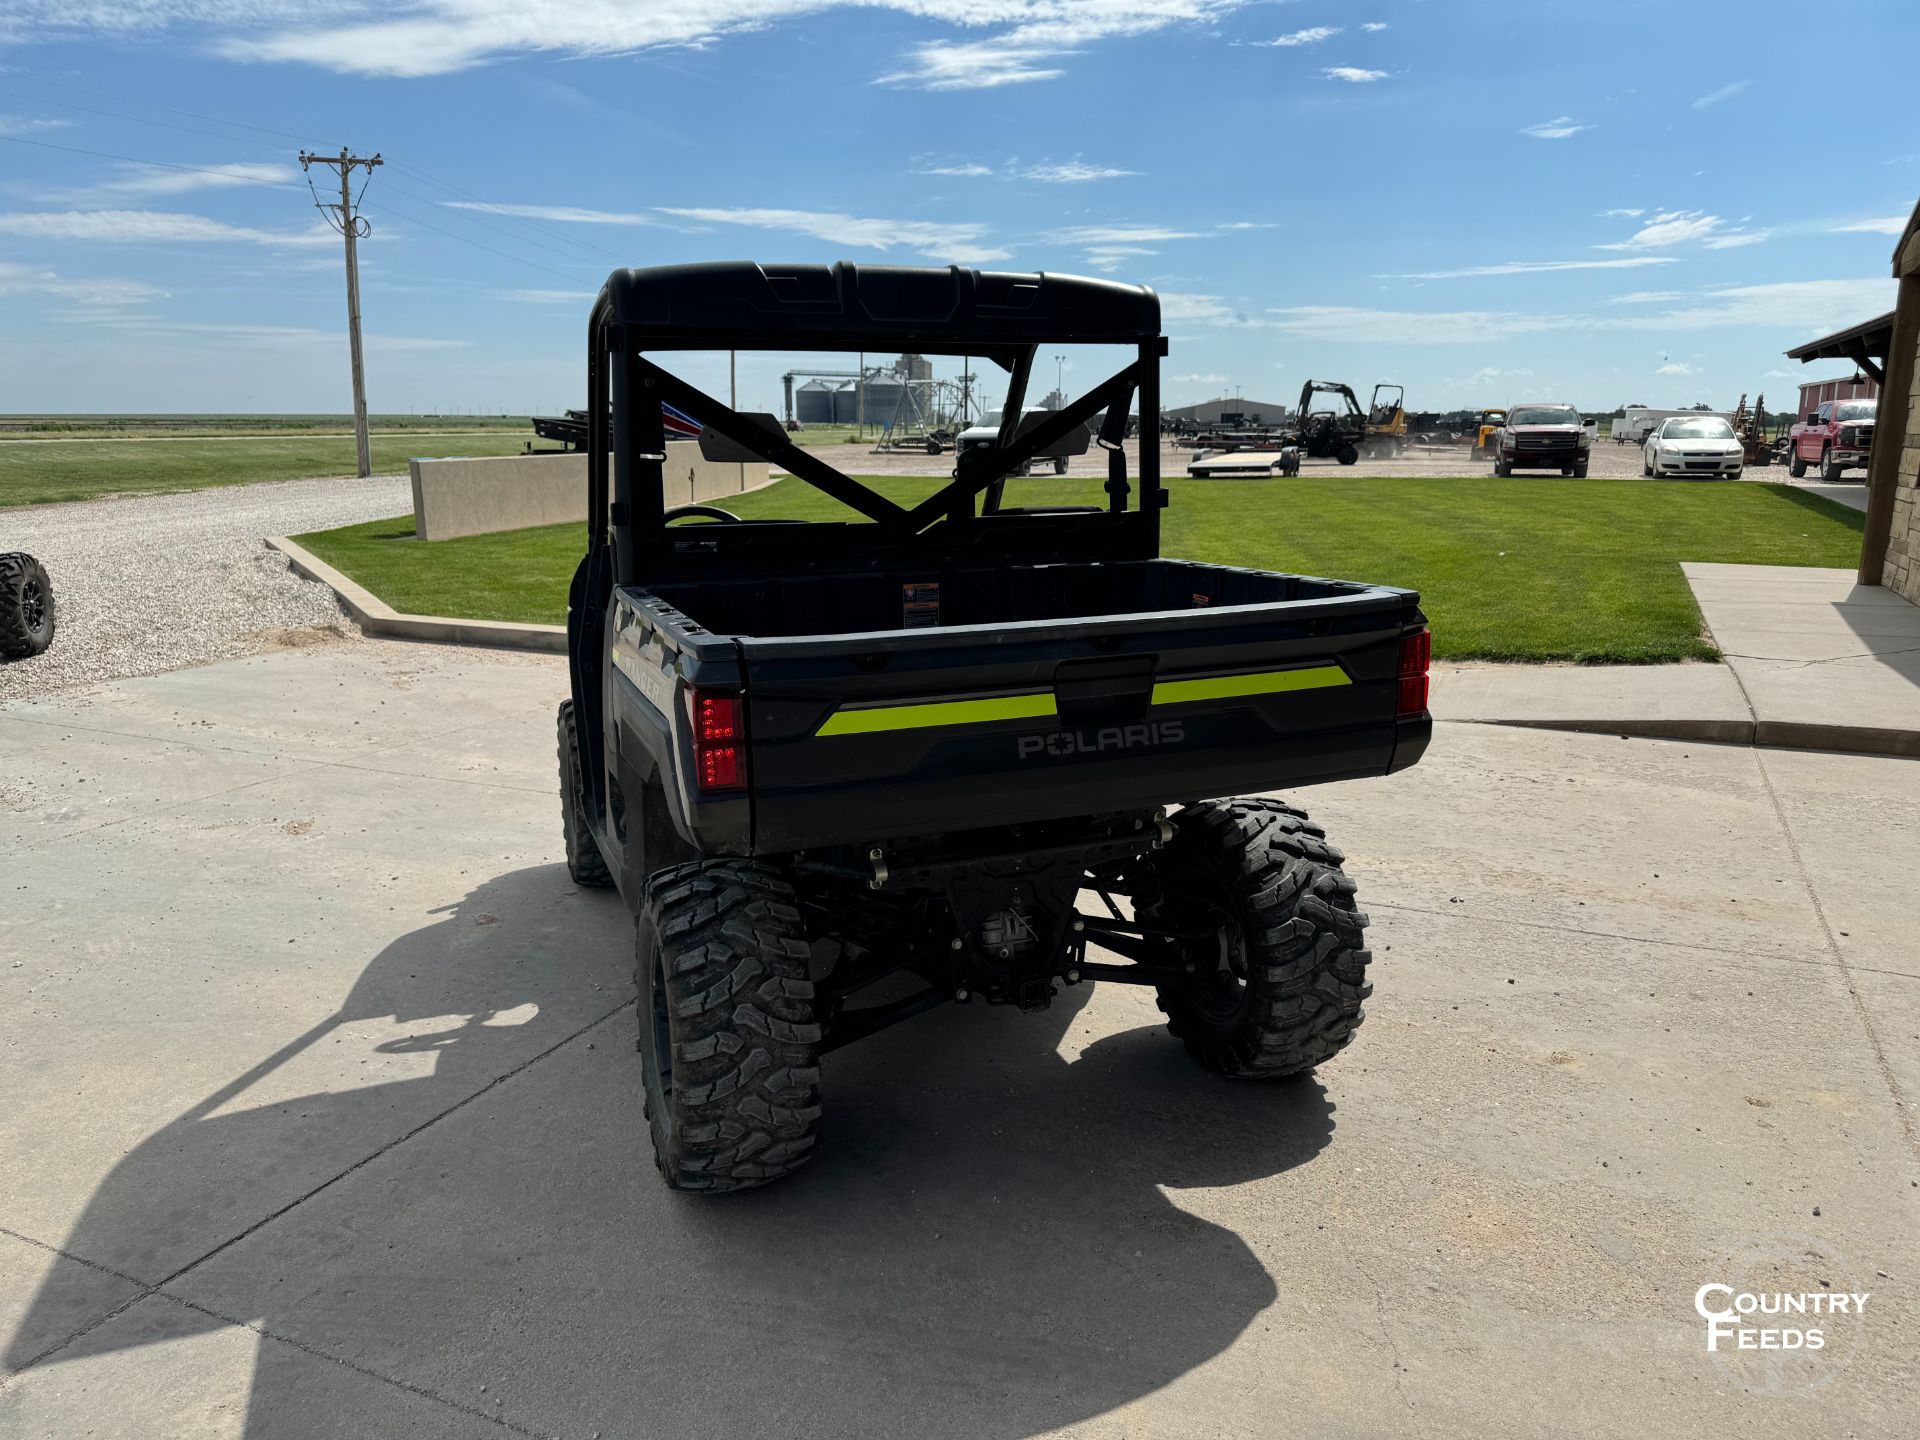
637;861;823;1192
0;553;55;659
1573;460;1589;478
1820;447;1844;481
1494;457;1511;477
1788;448;1807;478
557;700;614;888
1139;799;1371;1079
1336;444;1359;466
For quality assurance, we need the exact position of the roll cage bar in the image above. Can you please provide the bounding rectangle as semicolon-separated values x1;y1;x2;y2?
585;262;1166;581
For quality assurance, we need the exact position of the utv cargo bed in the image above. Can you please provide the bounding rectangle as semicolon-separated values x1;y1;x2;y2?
619;555;1425;852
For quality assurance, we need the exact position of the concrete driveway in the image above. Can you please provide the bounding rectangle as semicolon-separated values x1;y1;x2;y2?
2;642;1915;1438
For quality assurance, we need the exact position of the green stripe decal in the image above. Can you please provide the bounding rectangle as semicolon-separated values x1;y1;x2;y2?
816;692;1058;737
1150;665;1350;706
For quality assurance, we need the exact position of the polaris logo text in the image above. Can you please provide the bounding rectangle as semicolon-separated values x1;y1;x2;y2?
1016;720;1185;759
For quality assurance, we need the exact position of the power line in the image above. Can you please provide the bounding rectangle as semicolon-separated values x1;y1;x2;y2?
0;85;318;155
381;158;627;264
3;71;328;147
361;195;602;286
0;133;303;182
378;178;619;268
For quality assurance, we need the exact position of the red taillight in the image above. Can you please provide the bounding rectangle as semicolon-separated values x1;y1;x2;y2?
688;689;746;792
1396;628;1431;719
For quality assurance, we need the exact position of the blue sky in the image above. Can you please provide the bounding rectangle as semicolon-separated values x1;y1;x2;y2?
0;0;1914;417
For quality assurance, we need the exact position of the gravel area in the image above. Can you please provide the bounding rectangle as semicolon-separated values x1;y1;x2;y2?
0;473;411;702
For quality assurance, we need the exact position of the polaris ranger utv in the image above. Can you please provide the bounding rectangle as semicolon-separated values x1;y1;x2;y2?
559;262;1431;1192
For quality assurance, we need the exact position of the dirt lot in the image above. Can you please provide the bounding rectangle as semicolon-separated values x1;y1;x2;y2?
2;642;1913;1438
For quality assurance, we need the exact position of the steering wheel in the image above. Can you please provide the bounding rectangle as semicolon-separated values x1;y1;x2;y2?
663;505;742;525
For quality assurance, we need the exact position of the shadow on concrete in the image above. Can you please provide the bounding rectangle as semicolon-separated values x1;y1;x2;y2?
7;865;1336;1437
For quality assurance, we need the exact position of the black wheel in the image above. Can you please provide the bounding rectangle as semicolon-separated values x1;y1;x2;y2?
0;553;55;659
1494;458;1511;477
1139;798;1371;1079
1053;455;1069;476
1573;460;1589;478
925;437;941;455
1643;453;1654;477
557;700;614;888
1560;466;1573;477
1788;448;1807;478
637;861;823;1192
1820;447;1844;481
1336;444;1359;466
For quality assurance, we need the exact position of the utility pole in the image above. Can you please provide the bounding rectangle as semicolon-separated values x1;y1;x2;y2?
730;350;737;412
300;148;382;478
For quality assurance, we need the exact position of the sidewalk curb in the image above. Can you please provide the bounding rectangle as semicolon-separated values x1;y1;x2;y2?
1456;716;1920;759
266;536;566;654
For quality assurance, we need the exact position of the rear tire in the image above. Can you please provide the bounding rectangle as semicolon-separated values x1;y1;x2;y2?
637;861;823;1192
557;700;614;888
1337;444;1359;466
0;553;55;659
1139;799;1371;1079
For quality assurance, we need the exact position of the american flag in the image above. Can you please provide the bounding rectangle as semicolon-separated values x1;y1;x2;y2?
661;401;703;439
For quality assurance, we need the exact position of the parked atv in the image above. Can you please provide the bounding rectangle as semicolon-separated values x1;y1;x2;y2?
0;552;55;658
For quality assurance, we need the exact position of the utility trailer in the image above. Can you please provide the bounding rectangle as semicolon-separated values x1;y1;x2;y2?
558;262;1432;1191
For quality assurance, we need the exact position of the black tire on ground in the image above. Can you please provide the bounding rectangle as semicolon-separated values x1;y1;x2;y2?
1494;458;1511;477
1336;444;1359;466
1054;455;1069;475
1139;798;1371;1079
1788;448;1807;478
1820;446;1844;481
1560;466;1573;477
1573;460;1589;478
0;553;55;660
1643;454;1654;476
637;861;823;1192
557;699;614;888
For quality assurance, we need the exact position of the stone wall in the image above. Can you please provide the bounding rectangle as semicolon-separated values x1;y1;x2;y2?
408;444;767;541
1890;325;1920;604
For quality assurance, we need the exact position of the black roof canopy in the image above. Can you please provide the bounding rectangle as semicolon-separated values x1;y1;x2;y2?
593;261;1161;356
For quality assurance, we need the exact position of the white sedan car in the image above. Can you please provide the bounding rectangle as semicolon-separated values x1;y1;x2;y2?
1643;416;1744;479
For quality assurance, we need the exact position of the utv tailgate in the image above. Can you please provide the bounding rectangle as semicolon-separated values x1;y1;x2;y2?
738;581;1426;852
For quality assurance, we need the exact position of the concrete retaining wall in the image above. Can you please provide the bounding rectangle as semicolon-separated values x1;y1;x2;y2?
409;445;767;541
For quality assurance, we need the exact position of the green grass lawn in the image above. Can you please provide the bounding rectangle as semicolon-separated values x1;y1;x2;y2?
0;431;538;507
293;475;1865;664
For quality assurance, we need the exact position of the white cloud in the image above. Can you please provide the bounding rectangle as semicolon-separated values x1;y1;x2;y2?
1083;245;1156;271
1361;21;1388;32
1267;305;1563;344
1599;208;1645;218
1691;79;1751;109
1608;290;1685;305
1390;257;1679;279
1256;278;1897;347
57;161;297;202
0;115;74;136
656;205;1008;262
1323;66;1387;83
1049;223;1204;245
1173;372;1229;384
1701;229;1769;249
1521;116;1591;140
0;209;332;247
1259;26;1340;47
1830;217;1906;235
1161;291;1270;327
0;1;1257;89
1599;209;1725;249
445;201;661;226
914;162;993;177
0;259;167;307
1018;159;1138;182
1215;221;1277;231
1656;361;1695;376
501;288;597;304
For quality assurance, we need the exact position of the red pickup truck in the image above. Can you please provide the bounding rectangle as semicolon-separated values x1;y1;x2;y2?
1788;397;1876;480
